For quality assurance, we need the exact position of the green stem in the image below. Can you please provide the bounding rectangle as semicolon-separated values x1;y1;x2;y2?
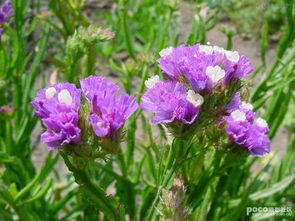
146;137;189;220
157;8;174;51
85;44;96;76
226;35;233;50
5;120;12;154
136;65;149;101
119;0;136;60
125;116;136;172
67;59;79;83
60;153;120;221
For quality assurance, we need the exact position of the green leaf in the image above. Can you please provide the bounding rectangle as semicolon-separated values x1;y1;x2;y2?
22;25;51;112
14;152;58;202
0;184;14;204
20;178;53;205
0;152;15;163
250;174;295;201
228;174;295;207
260;22;268;65
50;189;77;214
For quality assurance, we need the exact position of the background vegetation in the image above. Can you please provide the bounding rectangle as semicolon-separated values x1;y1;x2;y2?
0;0;294;220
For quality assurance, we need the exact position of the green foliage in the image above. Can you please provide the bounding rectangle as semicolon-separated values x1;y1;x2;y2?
0;0;294;220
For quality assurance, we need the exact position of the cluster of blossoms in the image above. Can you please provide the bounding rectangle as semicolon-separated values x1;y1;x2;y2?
32;76;138;151
80;76;138;139
32;44;270;157
141;44;270;157
141;44;252;125
0;1;13;39
157;44;252;93
32;83;82;150
224;93;270;157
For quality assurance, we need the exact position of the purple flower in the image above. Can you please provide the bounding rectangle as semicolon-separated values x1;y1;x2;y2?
41;111;81;150
0;28;3;39
0;1;13;24
224;109;270;157
2;1;14;16
253;117;270;133
80;76;138;139
31;83;81;150
141;79;203;124
225;92;242;111
157;44;253;94
245;124;270;157
157;45;191;81
31;83;80;118
224;110;251;145
0;12;6;24
225;92;255;121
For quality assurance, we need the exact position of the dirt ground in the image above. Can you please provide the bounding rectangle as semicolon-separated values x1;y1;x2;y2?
31;2;288;176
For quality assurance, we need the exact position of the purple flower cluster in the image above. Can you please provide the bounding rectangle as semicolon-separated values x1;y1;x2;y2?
32;76;138;150
0;1;13;38
31;83;81;150
224;93;270;157
80;76;138;139
158;44;253;94
141;44;270;156
141;44;252;126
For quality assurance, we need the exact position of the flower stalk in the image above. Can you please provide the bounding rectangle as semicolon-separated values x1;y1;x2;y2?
60;152;121;221
118;0;136;60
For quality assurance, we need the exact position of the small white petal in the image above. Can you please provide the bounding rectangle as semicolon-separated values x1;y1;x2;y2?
145;75;160;89
159;46;174;57
97;122;104;128
205;66;226;83
199;45;214;55
45;87;56;99
186;90;204;107
256;117;268;128
231;110;246;122
58;89;73;105
212;46;225;54
225;51;240;62
241;102;253;110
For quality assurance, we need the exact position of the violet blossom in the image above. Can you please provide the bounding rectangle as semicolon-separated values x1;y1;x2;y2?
157;44;253;94
141;78;203;124
224;95;270;157
0;1;13;38
31;83;81;150
80;76;138;139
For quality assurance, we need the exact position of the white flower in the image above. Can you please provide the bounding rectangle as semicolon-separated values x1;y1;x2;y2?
58;89;73;105
241;102;253;110
212;46;225;54
186;90;204;107
256;117;268;128
199;45;214;55
205;65;226;83
231;110;246;122
45;87;56;99
159;46;174;57
225;50;240;62
97;122;104;128
145;75;160;89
